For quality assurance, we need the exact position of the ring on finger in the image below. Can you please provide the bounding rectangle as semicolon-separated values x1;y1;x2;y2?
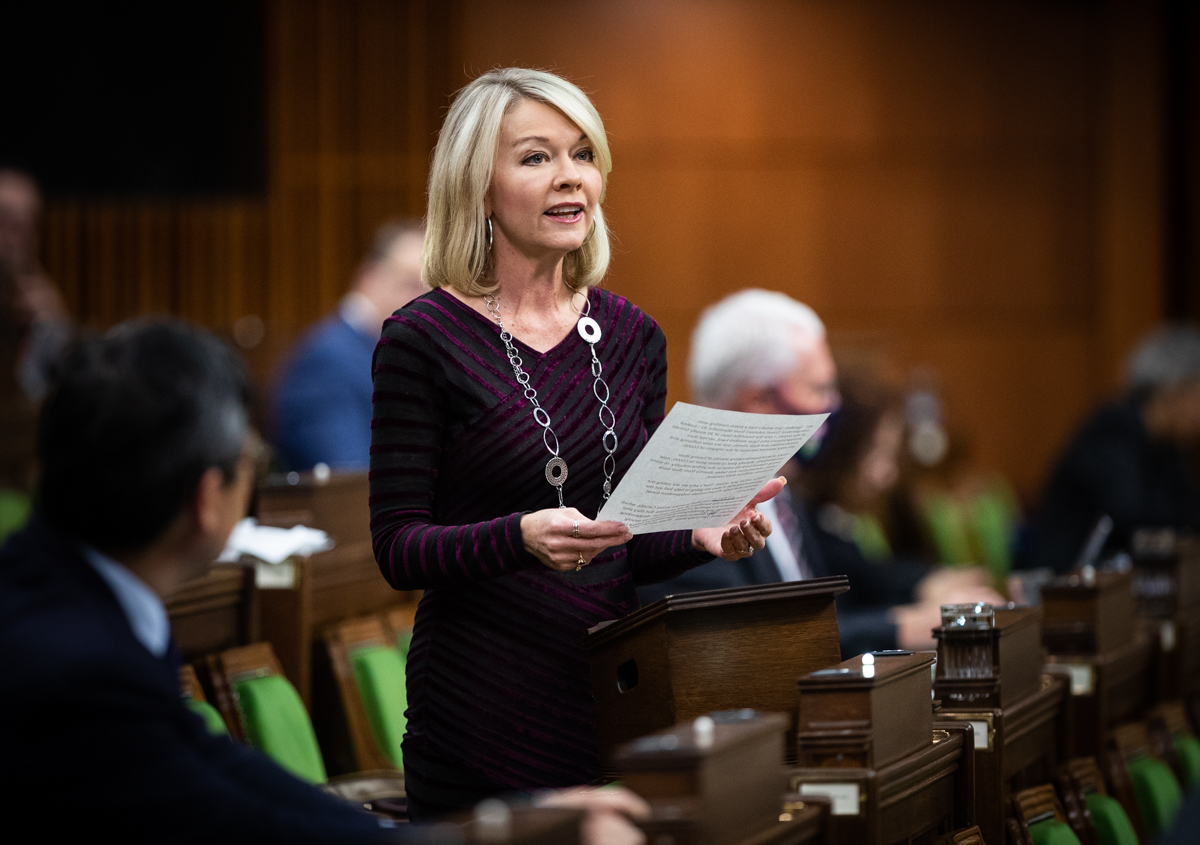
572;520;580;540
576;551;586;572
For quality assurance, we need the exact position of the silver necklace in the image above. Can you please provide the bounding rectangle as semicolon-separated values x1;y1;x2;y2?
485;291;618;510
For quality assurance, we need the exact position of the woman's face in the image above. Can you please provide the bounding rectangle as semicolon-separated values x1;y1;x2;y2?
855;411;904;505
486;99;602;263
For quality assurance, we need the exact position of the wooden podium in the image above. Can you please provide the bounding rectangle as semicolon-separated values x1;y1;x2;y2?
786;653;976;844
1131;529;1200;703
255;470;418;706
1041;570;1152;758
585;578;849;753
614;710;828;845
585;577;848;759
933;607;1069;845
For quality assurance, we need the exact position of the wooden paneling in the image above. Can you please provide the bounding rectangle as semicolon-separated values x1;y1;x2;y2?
37;0;1171;499
41;0;452;390
453;0;1165;497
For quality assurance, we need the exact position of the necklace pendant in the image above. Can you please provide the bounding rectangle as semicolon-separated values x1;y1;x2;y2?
545;456;568;487
577;316;602;344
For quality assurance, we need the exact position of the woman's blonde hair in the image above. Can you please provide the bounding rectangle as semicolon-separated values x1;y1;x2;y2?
423;68;613;294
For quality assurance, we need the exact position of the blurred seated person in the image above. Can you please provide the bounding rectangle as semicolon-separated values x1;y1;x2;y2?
0;168;72;402
637;290;1001;655
0;261;37;541
0;318;646;844
801;370;913;563
1025;324;1200;572
273;220;426;471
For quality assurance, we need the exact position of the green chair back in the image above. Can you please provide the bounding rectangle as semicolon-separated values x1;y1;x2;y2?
1126;755;1183;840
1027;818;1082;845
396;628;413;659
184;698;231;737
350;645;407;769
0;489;31;545
852;513;892;562
232;673;327;784
1084;792;1138;845
1174;734;1200;790
922;492;974;566
969;484;1017;581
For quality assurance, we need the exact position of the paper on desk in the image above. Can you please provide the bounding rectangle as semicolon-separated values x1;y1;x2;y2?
216;517;334;565
596;402;829;534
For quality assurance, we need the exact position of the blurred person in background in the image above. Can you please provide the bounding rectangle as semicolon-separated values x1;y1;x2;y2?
638;289;1003;655
0;260;37;541
0;168;72;402
1025;324;1200;573
272;220;427;471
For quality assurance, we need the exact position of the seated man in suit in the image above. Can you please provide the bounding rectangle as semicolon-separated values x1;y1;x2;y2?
1025;324;1200;572
0;319;646;843
638;290;999;656
273;220;426;471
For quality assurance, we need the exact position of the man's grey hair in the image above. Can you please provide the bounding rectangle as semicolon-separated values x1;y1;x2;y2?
1125;324;1200;392
689;289;826;409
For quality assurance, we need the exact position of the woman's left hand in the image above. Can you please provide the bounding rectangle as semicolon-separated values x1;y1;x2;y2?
691;476;786;560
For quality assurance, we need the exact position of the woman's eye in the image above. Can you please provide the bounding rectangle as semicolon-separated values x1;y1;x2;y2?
523;152;547;165
576;149;595;162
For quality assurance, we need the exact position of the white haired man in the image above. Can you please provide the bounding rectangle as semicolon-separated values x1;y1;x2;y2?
638;289;1000;655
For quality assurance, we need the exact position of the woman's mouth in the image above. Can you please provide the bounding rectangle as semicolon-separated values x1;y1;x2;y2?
545;205;583;223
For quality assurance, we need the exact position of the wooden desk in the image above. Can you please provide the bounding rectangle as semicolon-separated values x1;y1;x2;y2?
933;607;1068;845
165;563;257;659
1045;635;1152;758
614;710;830;845
255;470;417;705
1042;569;1152;758
1132;530;1200;702
786;722;975;845
937;675;1067;845
585;577;849;760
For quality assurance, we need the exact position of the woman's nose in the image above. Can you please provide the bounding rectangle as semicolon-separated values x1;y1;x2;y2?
555;156;583;189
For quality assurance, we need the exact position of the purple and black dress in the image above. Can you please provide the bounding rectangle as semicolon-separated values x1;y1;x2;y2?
368;286;711;817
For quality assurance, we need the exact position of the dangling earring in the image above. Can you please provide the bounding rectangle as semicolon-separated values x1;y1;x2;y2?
485;217;493;250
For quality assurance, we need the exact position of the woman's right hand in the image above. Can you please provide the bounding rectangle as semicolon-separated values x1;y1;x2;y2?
521;508;633;572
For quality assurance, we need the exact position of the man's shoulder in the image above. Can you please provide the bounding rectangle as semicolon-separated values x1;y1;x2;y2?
0;521;166;704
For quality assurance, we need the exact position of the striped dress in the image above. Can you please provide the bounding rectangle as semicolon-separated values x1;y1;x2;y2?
369;286;710;804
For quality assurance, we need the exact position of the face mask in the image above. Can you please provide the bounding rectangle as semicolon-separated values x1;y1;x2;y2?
770;392;841;466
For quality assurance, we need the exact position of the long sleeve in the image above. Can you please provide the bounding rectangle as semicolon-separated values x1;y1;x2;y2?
368;310;541;589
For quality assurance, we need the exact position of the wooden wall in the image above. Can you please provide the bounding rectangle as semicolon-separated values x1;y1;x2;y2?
40;0;1172;500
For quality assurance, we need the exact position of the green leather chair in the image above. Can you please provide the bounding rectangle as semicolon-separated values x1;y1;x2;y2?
1084;792;1139;845
185;697;231;738
1126;755;1183;840
851;513;892;562
969;483;1018;582
0;488;31;545
921;492;975;566
1174;734;1200;790
232;673;328;784
349;644;407;769
1026;817;1081;845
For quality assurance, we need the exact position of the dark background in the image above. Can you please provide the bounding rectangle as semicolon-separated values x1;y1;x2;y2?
0;1;266;196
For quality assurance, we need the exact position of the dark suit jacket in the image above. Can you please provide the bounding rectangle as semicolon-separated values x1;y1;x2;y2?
0;516;413;843
1026;397;1200;573
636;495;929;659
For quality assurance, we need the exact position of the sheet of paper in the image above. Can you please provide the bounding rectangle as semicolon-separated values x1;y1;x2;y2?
596;402;829;534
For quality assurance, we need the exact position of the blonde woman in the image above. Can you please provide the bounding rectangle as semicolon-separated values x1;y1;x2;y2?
369;68;780;818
